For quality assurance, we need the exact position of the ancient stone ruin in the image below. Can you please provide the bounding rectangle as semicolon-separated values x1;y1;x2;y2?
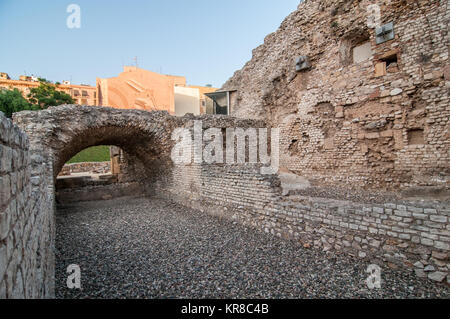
0;0;449;298
223;0;449;192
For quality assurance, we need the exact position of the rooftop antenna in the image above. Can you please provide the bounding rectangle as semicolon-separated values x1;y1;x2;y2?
133;56;138;69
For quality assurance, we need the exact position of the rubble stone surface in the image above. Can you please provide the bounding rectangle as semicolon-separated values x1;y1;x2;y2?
55;197;449;299
222;0;449;191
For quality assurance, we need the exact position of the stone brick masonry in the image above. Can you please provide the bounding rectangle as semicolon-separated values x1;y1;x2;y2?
0;112;54;298
167;162;450;285
58;161;111;176
222;0;449;191
1;0;450;298
0;103;448;299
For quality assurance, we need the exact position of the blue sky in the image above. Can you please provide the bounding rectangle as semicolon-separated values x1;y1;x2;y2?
0;0;299;88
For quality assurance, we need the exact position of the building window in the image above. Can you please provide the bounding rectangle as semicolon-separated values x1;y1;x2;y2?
73;90;80;96
82;90;89;97
205;91;233;115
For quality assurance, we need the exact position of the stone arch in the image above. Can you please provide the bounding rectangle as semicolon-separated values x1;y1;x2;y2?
13;105;182;188
8;105;273;297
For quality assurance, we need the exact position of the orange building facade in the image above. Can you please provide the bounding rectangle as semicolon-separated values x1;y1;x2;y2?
0;75;98;106
97;67;217;115
1;68;217;115
97;67;186;114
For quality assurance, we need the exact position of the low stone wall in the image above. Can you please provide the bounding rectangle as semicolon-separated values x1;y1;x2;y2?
59;161;111;176
166;163;450;285
56;174;145;204
0;112;54;298
170;164;281;209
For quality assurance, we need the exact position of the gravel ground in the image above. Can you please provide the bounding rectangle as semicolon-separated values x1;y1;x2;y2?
55;197;449;299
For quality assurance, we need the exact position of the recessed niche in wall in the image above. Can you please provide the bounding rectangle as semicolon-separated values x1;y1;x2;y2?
340;30;371;66
408;129;425;145
352;42;373;64
381;53;398;68
375;50;399;77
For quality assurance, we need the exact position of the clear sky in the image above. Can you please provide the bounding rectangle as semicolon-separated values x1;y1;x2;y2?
0;0;300;88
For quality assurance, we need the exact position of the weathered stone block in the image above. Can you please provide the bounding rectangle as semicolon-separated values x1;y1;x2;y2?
434;241;450;251
428;271;447;282
421;238;434;246
430;215;447;223
0;175;11;207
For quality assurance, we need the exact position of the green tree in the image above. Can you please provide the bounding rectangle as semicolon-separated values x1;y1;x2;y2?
0;88;36;118
28;80;74;109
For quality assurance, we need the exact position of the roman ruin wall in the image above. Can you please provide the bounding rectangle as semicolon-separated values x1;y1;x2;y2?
222;0;449;191
0;113;54;298
165;126;450;285
0;100;448;299
58;161;111;176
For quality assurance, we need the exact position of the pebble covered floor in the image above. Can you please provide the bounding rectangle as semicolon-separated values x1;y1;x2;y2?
55;197;449;299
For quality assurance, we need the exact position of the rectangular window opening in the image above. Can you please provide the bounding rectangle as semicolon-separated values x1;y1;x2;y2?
381;54;398;68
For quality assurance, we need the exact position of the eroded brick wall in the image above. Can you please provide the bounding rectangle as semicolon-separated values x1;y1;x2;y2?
0;112;54;298
169;164;281;211
222;0;450;191
2;103;448;300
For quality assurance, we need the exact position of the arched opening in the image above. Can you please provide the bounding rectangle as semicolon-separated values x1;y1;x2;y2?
49;121;175;205
56;145;148;203
52;125;171;181
13;106;179;210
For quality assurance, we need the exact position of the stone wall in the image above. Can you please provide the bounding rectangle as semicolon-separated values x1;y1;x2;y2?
58;161;111;176
222;0;449;191
149;98;446;284
169;163;281;212
158;113;449;285
0;112;54;298
1;102;448;300
166;162;450;284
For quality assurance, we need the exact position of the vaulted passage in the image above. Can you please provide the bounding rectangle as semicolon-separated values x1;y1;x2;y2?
24;106;178;175
55;145;145;204
12;105;267;202
13;106;184;201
